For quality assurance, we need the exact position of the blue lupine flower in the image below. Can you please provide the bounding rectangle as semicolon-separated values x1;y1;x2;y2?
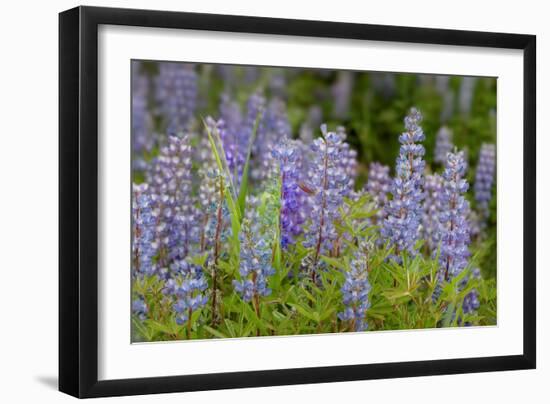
338;243;372;332
336;126;358;194
463;267;481;314
435;75;454;123
381;108;426;261
299;106;323;143
265;98;291;139
233;218;275;302
474;143;496;226
132;183;157;276
132;297;148;320
434;126;453;165
422;174;444;252
331;71;354;119
272;136;305;248
303;125;350;272
171;260;209;325
437;151;470;282
459;77;477;117
202;169;231;261
365;162;391;225
269;71;287;98
155;62;197;134
243;66;260;84
148;135;198;265
371;72;396;100
131;62;153;170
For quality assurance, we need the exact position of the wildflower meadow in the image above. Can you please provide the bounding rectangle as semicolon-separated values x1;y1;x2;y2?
131;61;497;342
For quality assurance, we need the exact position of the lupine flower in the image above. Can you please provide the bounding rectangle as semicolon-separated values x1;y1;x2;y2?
463;267;481;314
155;62;197;134
437;151;470;282
434;126;453;165
331;71;354;119
336;126;358;194
132;183;157;276
132;297;148;320
381;108;426;261
244;91;266;160
131;62;153;170
303;125;350;274
171;260;208;326
459;77;477;117
422;174;444;252
371;73;396;100
148;135;198;265
435;76;454;123
243;66;260;84
265;98;291;140
202;169;231;259
299;106;323;143
233;217;275;302
474;143;496;226
269;72;287;98
272;136;305;248
365;162;391;225
338;242;372;332
207;116;245;184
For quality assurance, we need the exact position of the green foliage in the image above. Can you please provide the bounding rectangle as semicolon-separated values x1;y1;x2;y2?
132;66;497;342
132;189;496;341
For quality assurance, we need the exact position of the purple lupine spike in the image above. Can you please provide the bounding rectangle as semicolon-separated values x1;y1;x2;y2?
371;73;396;100
422;174;444;252
434;126;453;165
459;77;477;117
437;151;470;282
336;126;358;194
331;71;354;119
132;183;157;276
265;98;291;140
216;65;236;83
148;135;198;266
435;76;454;123
365;162;392;225
131;62;153;170
169;260;208;327
381;108;426;261
201;169;231;260
207;116;245;184
269;72;287;98
338;241;372;332
243;66;261;84
474;143;496;227
219;93;243;137
233;217;276;302
302;125;350;277
244;91;266;151
154;62;197;134
463;268;481;315
272;136;306;248
132;297;148;320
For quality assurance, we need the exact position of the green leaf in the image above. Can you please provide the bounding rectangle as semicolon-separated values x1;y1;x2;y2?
237;112;262;217
203;325;228;339
202;117;242;254
320;256;347;271
288;303;317;322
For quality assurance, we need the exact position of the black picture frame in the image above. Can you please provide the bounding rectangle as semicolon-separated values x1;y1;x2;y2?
59;5;536;398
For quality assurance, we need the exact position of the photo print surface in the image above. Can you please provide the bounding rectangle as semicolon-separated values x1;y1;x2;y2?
131;60;497;342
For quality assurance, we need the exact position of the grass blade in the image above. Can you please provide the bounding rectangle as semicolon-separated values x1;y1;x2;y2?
238;112;262;218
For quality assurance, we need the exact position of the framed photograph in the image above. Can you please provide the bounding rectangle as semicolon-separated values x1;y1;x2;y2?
59;6;536;398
